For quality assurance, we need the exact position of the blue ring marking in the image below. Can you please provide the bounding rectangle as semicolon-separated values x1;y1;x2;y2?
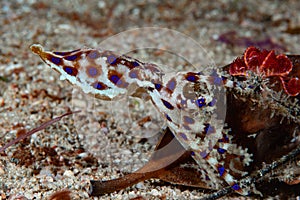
161;99;174;109
167;79;176;91
200;151;208;158
186;74;197;82
129;70;138;78
116;79;123;86
210;70;223;86
183;116;195;124
218;165;225;176
179;132;188;140
180;99;187;106
204;124;215;134
155;83;162;90
195;98;206;108
88;51;100;59
64;66;74;75
210;70;218;77
183;125;191;130
93;82;107;90
110;75;120;84
208;98;217;107
205;175;210;180
95;83;103;90
50;57;62;65
53;52;68;56
231;183;241;191
165;114;172;122
88;67;98;77
65;54;78;61
218;135;229;143
107;55;117;64
132;61;140;67
214;76;223;85
217;148;226;154
191;151;195;156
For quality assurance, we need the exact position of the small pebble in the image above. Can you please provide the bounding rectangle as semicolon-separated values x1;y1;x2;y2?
77;152;88;158
135;182;145;189
63;170;75;178
150;189;160;196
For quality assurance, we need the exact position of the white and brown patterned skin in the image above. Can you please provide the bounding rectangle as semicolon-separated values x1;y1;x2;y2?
30;44;252;195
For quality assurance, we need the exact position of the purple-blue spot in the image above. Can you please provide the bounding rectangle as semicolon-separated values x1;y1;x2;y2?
88;51;100;59
191;151;195;156
93;82;107;90
165;114;172;122
181;99;187;106
183;116;195;124
200;151;208;158
63;66;78;76
214;76;222;85
210;70;218;77
110;75;120;84
155;83;162;91
50;57;62;65
65;54;78;61
224;135;229;141
161;99;174;110
179;132;188;140
195;98;206;108
107;55;117;64
183;125;191;130
204;124;215;134
218;165;225;176
205;175;210;180
186;74;197;82
129;70;138;78
132;61;139;67
64;67;73;75
53;52;68;56
208;98;217;106
218;135;229;143
217;148;226;154
232;183;241;191
95;83;103;89
210;70;223;86
88;67;98;77
167;79;176;92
